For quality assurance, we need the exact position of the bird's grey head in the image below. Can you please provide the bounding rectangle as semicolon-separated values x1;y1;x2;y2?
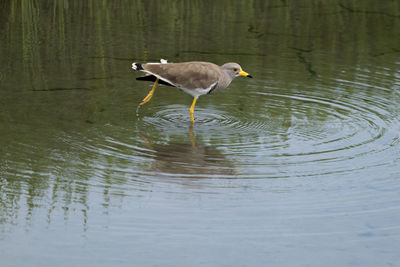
221;62;253;79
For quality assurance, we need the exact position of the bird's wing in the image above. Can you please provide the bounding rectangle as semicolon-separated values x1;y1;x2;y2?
142;62;221;90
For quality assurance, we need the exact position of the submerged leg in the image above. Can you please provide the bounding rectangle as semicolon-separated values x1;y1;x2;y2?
189;123;195;147
190;97;198;123
140;78;159;105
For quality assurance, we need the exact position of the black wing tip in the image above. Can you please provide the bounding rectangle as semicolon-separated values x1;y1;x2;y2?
132;62;144;70
136;75;152;81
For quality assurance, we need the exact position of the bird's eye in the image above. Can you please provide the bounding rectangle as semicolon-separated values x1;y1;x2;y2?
233;68;239;72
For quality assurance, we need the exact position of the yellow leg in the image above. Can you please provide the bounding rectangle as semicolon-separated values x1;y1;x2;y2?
140;78;159;105
190;97;198;123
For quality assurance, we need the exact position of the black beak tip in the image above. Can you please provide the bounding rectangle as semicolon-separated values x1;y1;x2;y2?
247;74;253;78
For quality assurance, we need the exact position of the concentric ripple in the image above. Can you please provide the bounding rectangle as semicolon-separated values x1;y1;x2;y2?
138;104;238;128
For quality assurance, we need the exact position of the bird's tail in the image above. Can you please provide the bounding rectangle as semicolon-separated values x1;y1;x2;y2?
132;59;168;70
132;62;144;70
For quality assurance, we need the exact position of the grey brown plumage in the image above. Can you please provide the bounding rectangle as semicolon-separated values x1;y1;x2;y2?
140;62;224;91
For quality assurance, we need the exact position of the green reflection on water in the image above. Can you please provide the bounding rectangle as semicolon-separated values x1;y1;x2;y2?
0;0;399;243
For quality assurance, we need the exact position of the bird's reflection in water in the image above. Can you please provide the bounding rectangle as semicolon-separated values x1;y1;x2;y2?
140;125;237;179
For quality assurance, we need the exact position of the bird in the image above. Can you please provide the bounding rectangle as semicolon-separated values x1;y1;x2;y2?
132;59;252;123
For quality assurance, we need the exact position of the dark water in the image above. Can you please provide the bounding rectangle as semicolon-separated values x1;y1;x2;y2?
1;1;400;266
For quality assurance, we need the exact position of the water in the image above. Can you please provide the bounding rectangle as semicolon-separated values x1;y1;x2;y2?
1;1;400;266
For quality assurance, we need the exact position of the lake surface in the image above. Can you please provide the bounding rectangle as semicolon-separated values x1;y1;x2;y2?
1;1;400;266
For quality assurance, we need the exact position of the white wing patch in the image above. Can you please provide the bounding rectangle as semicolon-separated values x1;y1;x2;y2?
179;82;218;98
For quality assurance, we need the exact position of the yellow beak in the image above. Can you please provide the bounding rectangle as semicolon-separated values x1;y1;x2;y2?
239;70;253;78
